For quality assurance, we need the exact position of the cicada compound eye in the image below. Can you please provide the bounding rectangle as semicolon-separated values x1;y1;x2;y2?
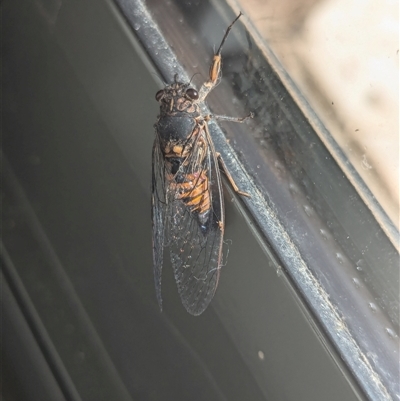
185;88;199;100
155;90;164;102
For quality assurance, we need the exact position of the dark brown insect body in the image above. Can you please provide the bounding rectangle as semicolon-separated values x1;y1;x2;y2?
152;13;251;315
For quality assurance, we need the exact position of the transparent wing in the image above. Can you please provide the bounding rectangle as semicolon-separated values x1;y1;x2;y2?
152;134;167;311
166;125;225;315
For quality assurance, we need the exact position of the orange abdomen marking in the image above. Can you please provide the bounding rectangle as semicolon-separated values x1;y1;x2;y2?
175;172;210;215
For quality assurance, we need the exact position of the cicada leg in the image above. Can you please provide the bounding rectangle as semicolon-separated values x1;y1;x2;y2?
199;13;242;101
216;152;250;198
212;112;254;123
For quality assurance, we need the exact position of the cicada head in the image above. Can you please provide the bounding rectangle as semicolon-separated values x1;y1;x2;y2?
155;75;200;116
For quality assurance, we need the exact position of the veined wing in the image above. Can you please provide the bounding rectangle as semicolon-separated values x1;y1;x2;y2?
166;124;225;315
151;133;167;311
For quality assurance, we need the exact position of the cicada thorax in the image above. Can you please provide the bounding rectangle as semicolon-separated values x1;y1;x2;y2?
155;89;201;147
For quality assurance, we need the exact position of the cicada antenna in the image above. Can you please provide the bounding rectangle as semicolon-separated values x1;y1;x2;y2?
151;71;167;86
188;72;201;86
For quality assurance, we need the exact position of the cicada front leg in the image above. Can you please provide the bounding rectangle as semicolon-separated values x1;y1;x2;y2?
198;13;243;102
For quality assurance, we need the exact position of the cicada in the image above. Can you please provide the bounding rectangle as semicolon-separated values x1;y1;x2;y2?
152;13;252;315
